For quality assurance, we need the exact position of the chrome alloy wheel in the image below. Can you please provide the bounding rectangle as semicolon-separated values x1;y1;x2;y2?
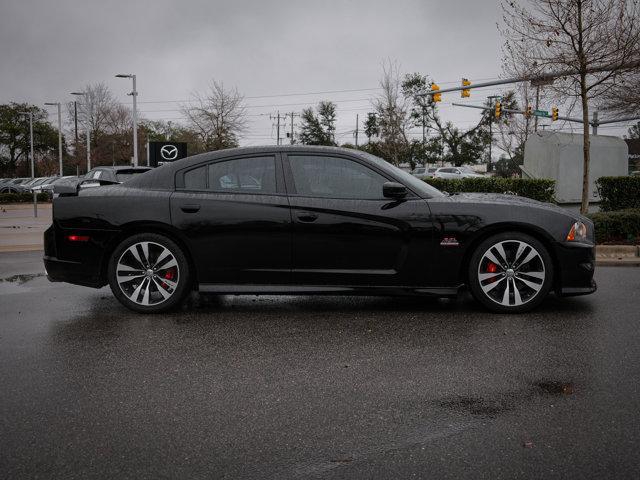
477;240;545;308
115;241;180;306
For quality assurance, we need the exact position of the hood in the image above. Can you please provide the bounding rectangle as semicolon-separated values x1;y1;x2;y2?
448;192;588;222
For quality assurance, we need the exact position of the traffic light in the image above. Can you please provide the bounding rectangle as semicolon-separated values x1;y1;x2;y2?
431;83;441;103
494;101;502;119
525;105;532;118
461;78;471;98
551;106;559;121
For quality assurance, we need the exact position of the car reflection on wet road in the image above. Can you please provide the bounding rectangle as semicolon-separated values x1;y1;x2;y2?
1;251;639;479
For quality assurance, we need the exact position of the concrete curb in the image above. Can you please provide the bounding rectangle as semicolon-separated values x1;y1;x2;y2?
595;245;640;266
0;244;44;253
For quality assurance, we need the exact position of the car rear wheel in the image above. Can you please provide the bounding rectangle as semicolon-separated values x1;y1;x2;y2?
108;233;190;313
468;232;553;313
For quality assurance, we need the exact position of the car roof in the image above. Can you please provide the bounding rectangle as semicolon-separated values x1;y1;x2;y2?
93;166;152;172
127;145;394;191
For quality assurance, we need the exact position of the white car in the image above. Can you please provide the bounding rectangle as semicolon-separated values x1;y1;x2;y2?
434;166;484;179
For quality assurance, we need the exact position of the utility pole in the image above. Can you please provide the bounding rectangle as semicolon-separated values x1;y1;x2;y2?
355;114;359;148
287;112;300;144
270;111;282;145
277;111;280;145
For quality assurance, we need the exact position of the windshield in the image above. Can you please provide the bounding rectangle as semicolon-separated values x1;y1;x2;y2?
359;152;444;198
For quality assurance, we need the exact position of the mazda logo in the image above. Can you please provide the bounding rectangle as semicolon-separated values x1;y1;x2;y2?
160;145;179;160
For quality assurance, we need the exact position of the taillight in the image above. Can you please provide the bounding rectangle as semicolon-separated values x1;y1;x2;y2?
67;235;90;242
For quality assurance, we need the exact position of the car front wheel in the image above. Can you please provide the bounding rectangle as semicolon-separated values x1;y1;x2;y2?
468;232;553;313
108;233;190;313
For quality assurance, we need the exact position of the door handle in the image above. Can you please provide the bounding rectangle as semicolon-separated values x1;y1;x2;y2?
180;204;201;213
296;211;318;223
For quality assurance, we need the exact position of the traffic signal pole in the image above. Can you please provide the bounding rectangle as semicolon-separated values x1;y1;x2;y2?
420;61;640;100
451;102;585;124
451;102;640;135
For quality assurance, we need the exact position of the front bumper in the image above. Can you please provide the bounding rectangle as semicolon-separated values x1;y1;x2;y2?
553;241;597;297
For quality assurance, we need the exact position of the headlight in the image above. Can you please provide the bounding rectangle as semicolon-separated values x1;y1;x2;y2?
566;221;588;242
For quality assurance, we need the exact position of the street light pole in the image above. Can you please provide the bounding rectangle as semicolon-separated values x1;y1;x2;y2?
45;102;63;176
18;111;37;217
71;91;92;172
71;91;91;172
116;74;138;166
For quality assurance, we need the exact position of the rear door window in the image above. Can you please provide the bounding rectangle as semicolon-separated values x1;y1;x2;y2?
181;156;277;194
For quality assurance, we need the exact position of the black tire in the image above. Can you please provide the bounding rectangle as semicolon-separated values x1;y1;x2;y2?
107;233;191;313
467;231;553;313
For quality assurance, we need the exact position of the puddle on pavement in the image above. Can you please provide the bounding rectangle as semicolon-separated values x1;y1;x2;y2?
0;273;45;285
439;395;513;417
439;380;575;418
535;381;574;395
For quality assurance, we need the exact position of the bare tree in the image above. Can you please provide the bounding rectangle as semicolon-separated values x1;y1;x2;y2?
181;80;247;151
372;61;412;165
501;0;640;213
599;72;640;116
66;83;119;148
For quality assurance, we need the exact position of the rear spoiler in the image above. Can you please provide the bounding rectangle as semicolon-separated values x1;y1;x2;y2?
54;179;120;197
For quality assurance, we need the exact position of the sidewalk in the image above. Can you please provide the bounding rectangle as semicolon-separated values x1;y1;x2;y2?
0;203;51;252
0;203;638;265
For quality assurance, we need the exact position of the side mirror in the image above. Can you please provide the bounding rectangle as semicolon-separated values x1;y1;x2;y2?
383;181;407;199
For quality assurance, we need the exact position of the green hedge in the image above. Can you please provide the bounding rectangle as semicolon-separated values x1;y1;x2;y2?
0;192;51;204
425;177;556;203
596;176;640;211
587;209;640;244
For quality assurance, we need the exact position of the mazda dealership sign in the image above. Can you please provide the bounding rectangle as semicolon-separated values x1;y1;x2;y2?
148;141;188;167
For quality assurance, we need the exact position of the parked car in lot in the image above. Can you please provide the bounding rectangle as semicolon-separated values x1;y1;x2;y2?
17;176;58;193
83;166;152;185
40;176;79;195
434;166;484;179
44;146;596;314
0;178;30;193
410;167;437;178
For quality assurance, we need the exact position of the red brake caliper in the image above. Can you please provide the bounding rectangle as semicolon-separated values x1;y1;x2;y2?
161;269;175;289
486;262;498;282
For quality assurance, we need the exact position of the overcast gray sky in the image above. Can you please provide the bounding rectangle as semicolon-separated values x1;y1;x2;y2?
0;0;628;146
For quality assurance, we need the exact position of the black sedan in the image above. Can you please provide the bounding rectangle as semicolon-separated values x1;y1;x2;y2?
43;146;596;313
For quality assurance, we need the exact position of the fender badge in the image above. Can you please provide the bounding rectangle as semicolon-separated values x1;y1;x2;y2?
440;236;460;247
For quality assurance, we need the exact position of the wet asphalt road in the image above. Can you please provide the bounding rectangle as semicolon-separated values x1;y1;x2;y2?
1;251;639;480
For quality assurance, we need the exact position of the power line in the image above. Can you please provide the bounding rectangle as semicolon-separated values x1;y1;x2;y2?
125;76;504;106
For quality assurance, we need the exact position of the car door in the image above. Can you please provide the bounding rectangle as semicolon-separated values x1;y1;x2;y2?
283;152;431;287
170;153;292;285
